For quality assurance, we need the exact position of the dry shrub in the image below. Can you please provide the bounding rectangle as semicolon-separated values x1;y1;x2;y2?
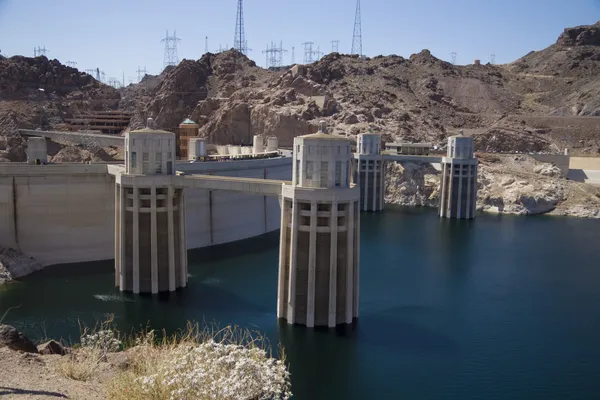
107;322;291;400
56;347;105;381
56;315;122;382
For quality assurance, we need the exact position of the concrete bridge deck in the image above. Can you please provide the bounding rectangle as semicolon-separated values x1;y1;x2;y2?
178;174;289;196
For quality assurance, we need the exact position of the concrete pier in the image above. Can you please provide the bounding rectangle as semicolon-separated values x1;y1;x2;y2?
278;128;360;327
439;135;478;219
115;119;187;293
354;133;384;212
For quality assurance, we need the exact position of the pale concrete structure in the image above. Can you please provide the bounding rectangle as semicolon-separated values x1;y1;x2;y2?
178;118;199;160
0;157;291;268
266;136;279;152
115;119;186;293
439;135;478;219
278;129;360;328
385;142;432;156
26;137;47;165
354;133;384;211
188;137;207;160
253;135;264;154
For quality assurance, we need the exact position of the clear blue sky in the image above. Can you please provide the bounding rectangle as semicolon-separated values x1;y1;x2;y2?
1;0;599;84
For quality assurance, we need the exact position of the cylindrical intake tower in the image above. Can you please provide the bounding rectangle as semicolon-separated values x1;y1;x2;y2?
278;128;360;328
115;119;187;294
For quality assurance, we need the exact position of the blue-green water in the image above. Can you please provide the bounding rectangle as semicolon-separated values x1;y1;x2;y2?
2;207;600;399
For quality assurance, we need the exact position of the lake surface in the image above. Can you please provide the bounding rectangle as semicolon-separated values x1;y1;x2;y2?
2;206;600;400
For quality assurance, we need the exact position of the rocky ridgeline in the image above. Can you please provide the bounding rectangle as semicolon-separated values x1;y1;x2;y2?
0;55;119;101
385;156;600;218
557;21;600;47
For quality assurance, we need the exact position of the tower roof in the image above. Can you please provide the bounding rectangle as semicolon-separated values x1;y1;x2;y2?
298;132;348;141
180;118;197;125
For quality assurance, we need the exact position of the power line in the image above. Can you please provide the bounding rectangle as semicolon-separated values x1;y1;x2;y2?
33;46;48;57
450;52;457;65
161;30;181;69
351;0;362;56
136;66;148;83
331;40;340;53
233;0;249;55
262;41;287;68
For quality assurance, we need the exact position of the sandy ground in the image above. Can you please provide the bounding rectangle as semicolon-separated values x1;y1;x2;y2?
0;347;116;399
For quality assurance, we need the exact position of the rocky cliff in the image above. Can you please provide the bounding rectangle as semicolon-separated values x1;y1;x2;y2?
0;248;43;284
385;155;600;218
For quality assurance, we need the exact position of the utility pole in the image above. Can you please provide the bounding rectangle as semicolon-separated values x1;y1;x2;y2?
351;0;363;56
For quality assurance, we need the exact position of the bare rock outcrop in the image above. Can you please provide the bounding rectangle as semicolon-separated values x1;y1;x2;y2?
0;325;38;353
557;21;600;47
0;248;43;283
385;162;440;207
384;156;600;218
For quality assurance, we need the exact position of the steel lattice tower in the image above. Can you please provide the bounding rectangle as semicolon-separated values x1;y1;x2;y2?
331;40;340;53
234;0;249;55
351;0;362;56
162;30;181;69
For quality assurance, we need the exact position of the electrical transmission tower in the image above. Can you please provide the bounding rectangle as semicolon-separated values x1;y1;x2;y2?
291;47;295;64
33;46;48;57
161;30;181;69
205;36;209;54
302;42;314;64
331;40;340;53
263;41;287;68
85;68;105;83
233;0;249;55
136;66;148;82
66;61;77;68
450;52;457;65
490;53;496;64
351;0;362;56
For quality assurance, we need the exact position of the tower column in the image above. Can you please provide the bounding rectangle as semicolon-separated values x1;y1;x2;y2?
132;185;140;294
167;185;176;292
328;201;338;327
150;185;159;293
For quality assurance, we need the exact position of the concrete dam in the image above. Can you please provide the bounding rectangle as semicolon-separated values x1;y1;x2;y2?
0;156;291;268
0;120;478;328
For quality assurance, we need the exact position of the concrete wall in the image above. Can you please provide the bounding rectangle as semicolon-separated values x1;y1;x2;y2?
0;157;292;267
0;164;115;266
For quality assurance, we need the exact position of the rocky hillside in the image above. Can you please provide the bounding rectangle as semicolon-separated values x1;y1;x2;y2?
2;21;600;155
113;21;600;152
385;156;600;218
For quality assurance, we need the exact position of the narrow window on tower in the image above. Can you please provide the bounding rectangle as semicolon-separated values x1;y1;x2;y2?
306;161;314;187
156;153;162;174
335;161;342;187
142;152;149;174
296;159;300;184
320;161;328;188
131;152;137;169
